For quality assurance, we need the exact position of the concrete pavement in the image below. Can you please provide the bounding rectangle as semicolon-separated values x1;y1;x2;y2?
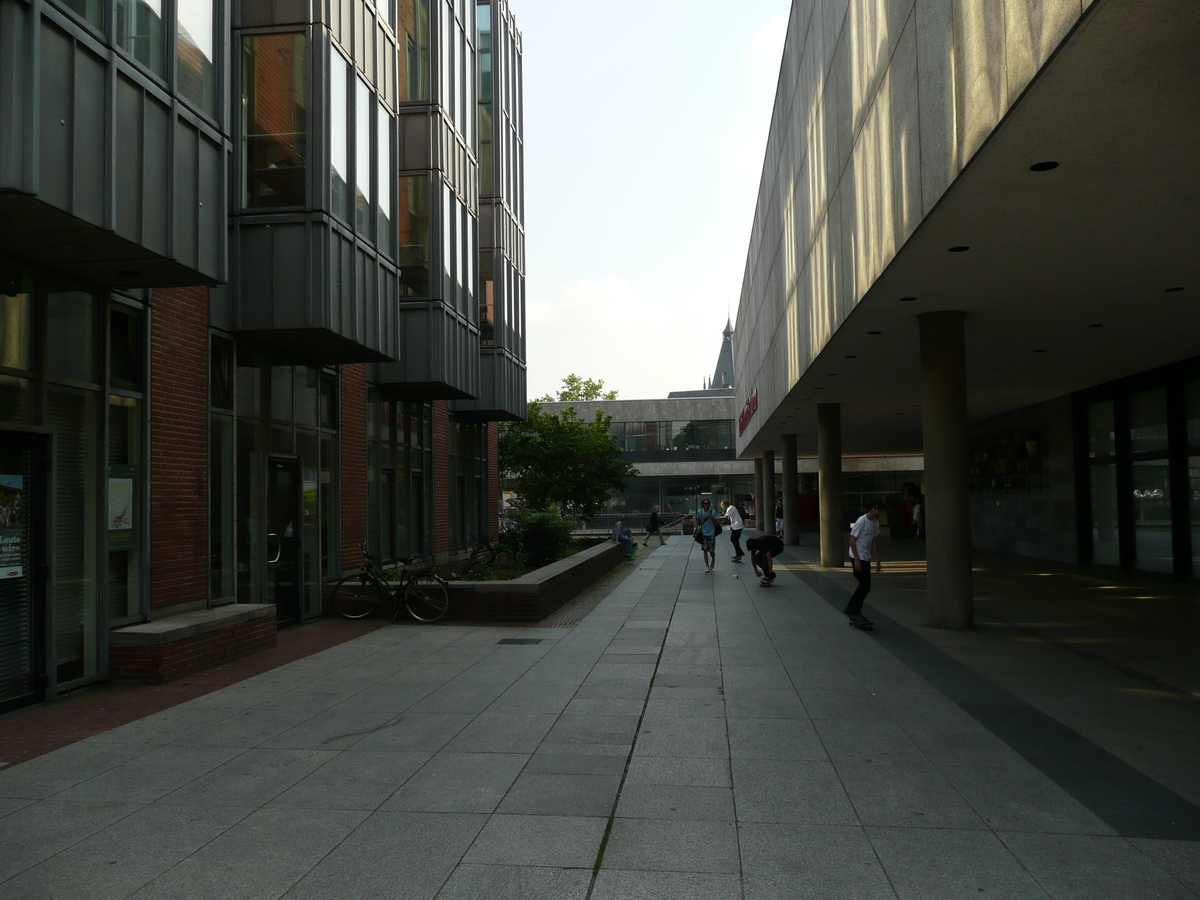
2;537;1200;898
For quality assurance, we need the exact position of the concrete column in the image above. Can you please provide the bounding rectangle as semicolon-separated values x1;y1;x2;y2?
781;433;799;545
753;457;765;529
817;403;843;567
920;311;974;628
762;449;777;535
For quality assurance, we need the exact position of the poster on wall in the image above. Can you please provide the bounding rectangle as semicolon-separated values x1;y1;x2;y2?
0;474;24;579
108;478;134;531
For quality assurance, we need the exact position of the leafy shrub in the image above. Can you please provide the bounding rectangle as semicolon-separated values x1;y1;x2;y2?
500;506;573;568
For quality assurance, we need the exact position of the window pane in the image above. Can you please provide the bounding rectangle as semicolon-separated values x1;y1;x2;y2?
330;51;350;220
377;102;393;251
355;78;372;233
1088;400;1114;459
1130;388;1168;455
1091;462;1119;566
210;415;235;599
1187;381;1200;449
1132;460;1172;573
399;0;430;101
397;175;429;296
110;308;143;388
177;0;215;113
117;0;164;74
46;293;96;385
0;293;32;371
1191;455;1200;581
108;395;142;619
244;33;308;208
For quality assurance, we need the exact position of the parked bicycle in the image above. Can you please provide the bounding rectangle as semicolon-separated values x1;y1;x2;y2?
332;542;450;623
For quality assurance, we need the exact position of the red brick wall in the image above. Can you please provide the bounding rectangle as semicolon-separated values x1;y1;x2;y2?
149;287;209;612
433;401;450;556
487;422;500;541
340;364;367;571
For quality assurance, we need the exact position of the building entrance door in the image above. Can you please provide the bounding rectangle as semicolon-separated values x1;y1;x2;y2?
0;432;48;713
266;458;302;625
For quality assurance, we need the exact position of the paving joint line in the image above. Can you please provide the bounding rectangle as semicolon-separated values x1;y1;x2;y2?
584;556;683;898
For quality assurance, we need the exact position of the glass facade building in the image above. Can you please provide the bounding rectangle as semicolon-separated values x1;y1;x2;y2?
0;0;523;708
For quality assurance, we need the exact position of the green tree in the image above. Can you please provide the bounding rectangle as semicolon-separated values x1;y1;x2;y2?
534;373;618;402
499;402;637;517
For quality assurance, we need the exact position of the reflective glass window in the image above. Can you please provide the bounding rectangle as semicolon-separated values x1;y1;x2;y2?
1133;459;1172;573
355;78;373;234
117;0;165;74
1187;381;1200;449
243;34;308;208
177;0;216;113
1130;388;1168;455
108;395;143;620
398;175;430;296
62;0;104;31
330;51;350;220
377;101;394;252
479;252;494;345
399;0;430;101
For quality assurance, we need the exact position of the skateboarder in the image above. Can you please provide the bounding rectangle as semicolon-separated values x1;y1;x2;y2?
746;534;784;585
847;501;882;623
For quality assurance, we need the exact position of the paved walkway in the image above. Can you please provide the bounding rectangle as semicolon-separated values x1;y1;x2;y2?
2;537;1200;898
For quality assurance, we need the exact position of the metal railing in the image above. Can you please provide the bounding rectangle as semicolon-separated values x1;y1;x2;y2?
573;513;694;537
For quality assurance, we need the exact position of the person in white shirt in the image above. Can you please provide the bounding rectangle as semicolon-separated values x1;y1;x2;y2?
720;499;745;561
846;501;883;622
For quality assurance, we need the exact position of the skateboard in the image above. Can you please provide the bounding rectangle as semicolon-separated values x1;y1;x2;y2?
732;556;744;563
759;578;776;587
848;617;875;631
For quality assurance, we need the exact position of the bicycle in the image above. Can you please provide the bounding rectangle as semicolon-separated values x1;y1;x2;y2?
331;542;451;623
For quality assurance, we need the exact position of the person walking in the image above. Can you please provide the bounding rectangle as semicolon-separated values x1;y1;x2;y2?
846;501;883;623
720;499;745;561
643;506;665;546
912;498;923;539
695;498;720;573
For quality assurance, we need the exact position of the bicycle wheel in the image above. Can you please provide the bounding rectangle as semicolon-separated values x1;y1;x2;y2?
404;575;450;623
332;575;383;619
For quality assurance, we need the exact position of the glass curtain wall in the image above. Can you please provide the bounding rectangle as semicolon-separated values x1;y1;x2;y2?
235;352;338;617
242;33;307;208
366;395;434;561
449;417;486;551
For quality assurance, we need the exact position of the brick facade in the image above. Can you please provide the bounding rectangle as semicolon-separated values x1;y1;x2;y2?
340;364;367;571
433;401;450;556
149;287;209;612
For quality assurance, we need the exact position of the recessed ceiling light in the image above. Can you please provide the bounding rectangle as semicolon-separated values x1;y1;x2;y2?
1033;349;1046;353
899;296;917;302
948;246;970;253
826;373;837;377
814;387;824;390
1029;161;1059;172
1088;323;1103;328
868;330;882;335
118;270;144;278
844;355;857;359
1166;286;1185;293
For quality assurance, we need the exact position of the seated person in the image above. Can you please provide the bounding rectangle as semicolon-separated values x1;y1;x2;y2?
746;534;785;583
616;517;636;559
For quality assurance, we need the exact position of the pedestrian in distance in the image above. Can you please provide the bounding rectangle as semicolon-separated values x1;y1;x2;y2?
643;505;665;546
912;497;923;539
720;499;745;561
695;498;720;573
846;501;883;623
746;534;784;585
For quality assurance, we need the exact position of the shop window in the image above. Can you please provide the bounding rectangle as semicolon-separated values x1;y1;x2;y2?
110;308;143;390
243;33;308;208
0;293;31;372
108;395;142;620
46;293;97;386
1130;388;1168;455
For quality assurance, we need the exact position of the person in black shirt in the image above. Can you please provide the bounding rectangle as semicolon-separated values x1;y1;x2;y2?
643;506;665;546
746;534;784;585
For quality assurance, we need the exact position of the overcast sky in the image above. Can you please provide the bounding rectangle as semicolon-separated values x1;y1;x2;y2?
512;0;791;400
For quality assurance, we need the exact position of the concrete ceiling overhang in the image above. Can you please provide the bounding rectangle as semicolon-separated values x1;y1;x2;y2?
744;0;1200;458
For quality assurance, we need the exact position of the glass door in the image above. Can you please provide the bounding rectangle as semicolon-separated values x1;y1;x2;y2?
266;458;302;624
0;432;48;713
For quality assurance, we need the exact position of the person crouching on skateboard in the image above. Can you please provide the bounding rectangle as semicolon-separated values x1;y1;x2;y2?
746;534;784;585
847;501;882;622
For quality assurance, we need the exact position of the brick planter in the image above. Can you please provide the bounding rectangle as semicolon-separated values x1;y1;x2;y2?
110;604;277;683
